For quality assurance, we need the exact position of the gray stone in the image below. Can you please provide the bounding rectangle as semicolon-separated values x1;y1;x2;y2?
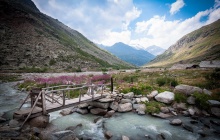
133;104;139;110
29;115;49;128
66;124;82;131
137;104;146;115
152;112;173;118
9;119;19;128
207;100;220;107
98;98;114;103
122;135;130;140
76;108;88;114
170;119;182;125
211;107;220;117
188;108;195;116
182;124;193;132
174;84;202;95
52;130;74;140
187;96;196;105
123;92;134;99
160;107;170;113
120;99;132;104
203;89;212;96
155;91;174;104
104;110;115;118
104;131;112;139
90;108;107;116
147;90;158;99
118;103;132;112
110;102;119;111
136;98;141;103
140;97;149;102
78;103;89;108
60;109;72;116
175;103;187;110
89;101;110;109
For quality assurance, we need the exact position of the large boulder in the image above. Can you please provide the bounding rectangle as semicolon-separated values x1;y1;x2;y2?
76;108;88;114
89;101;110;109
187;96;196;105
104;110;115;118
123;92;134;99
152;112;173;118
78;103;89;108
118;103;132;112
174;84;202;95
90;108;107;116
29;115;49;128
136;104;146;115
147;90;158;99
207;100;220;107
60;109;72;116
110;102;119;111
210;107;220;117
170;119;182;126
120;99;132;104
155;91;174;104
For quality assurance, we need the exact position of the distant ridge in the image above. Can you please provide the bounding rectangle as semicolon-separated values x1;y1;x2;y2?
99;42;155;66
146;19;220;67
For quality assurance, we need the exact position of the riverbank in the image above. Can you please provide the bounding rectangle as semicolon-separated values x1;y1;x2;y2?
0;82;220;140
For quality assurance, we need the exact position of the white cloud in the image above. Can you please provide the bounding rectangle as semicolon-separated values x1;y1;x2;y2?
170;0;185;15
133;7;220;49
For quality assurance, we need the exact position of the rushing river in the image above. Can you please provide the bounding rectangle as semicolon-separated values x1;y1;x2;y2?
1;82;220;140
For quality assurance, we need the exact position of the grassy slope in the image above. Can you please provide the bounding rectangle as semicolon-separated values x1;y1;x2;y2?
146;19;220;67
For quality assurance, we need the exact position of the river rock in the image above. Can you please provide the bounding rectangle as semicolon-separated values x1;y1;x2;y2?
94;117;102;123
203;89;212;96
122;135;130;140
174;84;202;95
135;98;141;103
147;90;158;99
188;107;195;116
140;97;149;102
123;92;134;99
133;104;139;110
152;112;173;118
182;124;193;132
98;98;114;103
207;100;220;107
118;103;132;112
160;107;170;113
210;107;220;117
104;110;115;118
110;102;119;111
29;115;49;128
173;102;187;110
156;133;166;140
187;96;196;105
51;130;75;140
89;101;109;109
66;124;82;131
60;109;72;116
90;108;107;116
120;99;132;104
104;131;112;139
170;119;182;126
137;104;146;115
78;103;89;108
9;119;19;128
155;91;174;104
76;108;88;114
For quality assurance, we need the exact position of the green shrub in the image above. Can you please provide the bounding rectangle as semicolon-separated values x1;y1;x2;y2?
145;101;165;114
174;93;187;103
49;59;56;66
192;92;212;110
156;77;178;87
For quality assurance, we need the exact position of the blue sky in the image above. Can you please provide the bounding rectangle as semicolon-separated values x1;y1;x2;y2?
32;0;220;49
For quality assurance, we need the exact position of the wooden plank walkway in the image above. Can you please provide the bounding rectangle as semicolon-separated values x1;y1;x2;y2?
14;94;103;119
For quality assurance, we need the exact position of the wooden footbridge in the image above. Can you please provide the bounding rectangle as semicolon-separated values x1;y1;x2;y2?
13;83;112;128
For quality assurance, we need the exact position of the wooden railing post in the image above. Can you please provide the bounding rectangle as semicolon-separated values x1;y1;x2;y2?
62;91;65;106
91;85;94;100
41;90;46;115
111;77;113;93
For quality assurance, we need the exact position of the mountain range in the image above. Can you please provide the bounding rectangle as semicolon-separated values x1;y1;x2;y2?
146;19;220;67
145;46;165;56
98;42;155;67
0;0;132;72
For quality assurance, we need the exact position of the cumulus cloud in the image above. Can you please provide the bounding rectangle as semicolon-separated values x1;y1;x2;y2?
33;0;141;46
133;6;220;49
170;0;185;15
